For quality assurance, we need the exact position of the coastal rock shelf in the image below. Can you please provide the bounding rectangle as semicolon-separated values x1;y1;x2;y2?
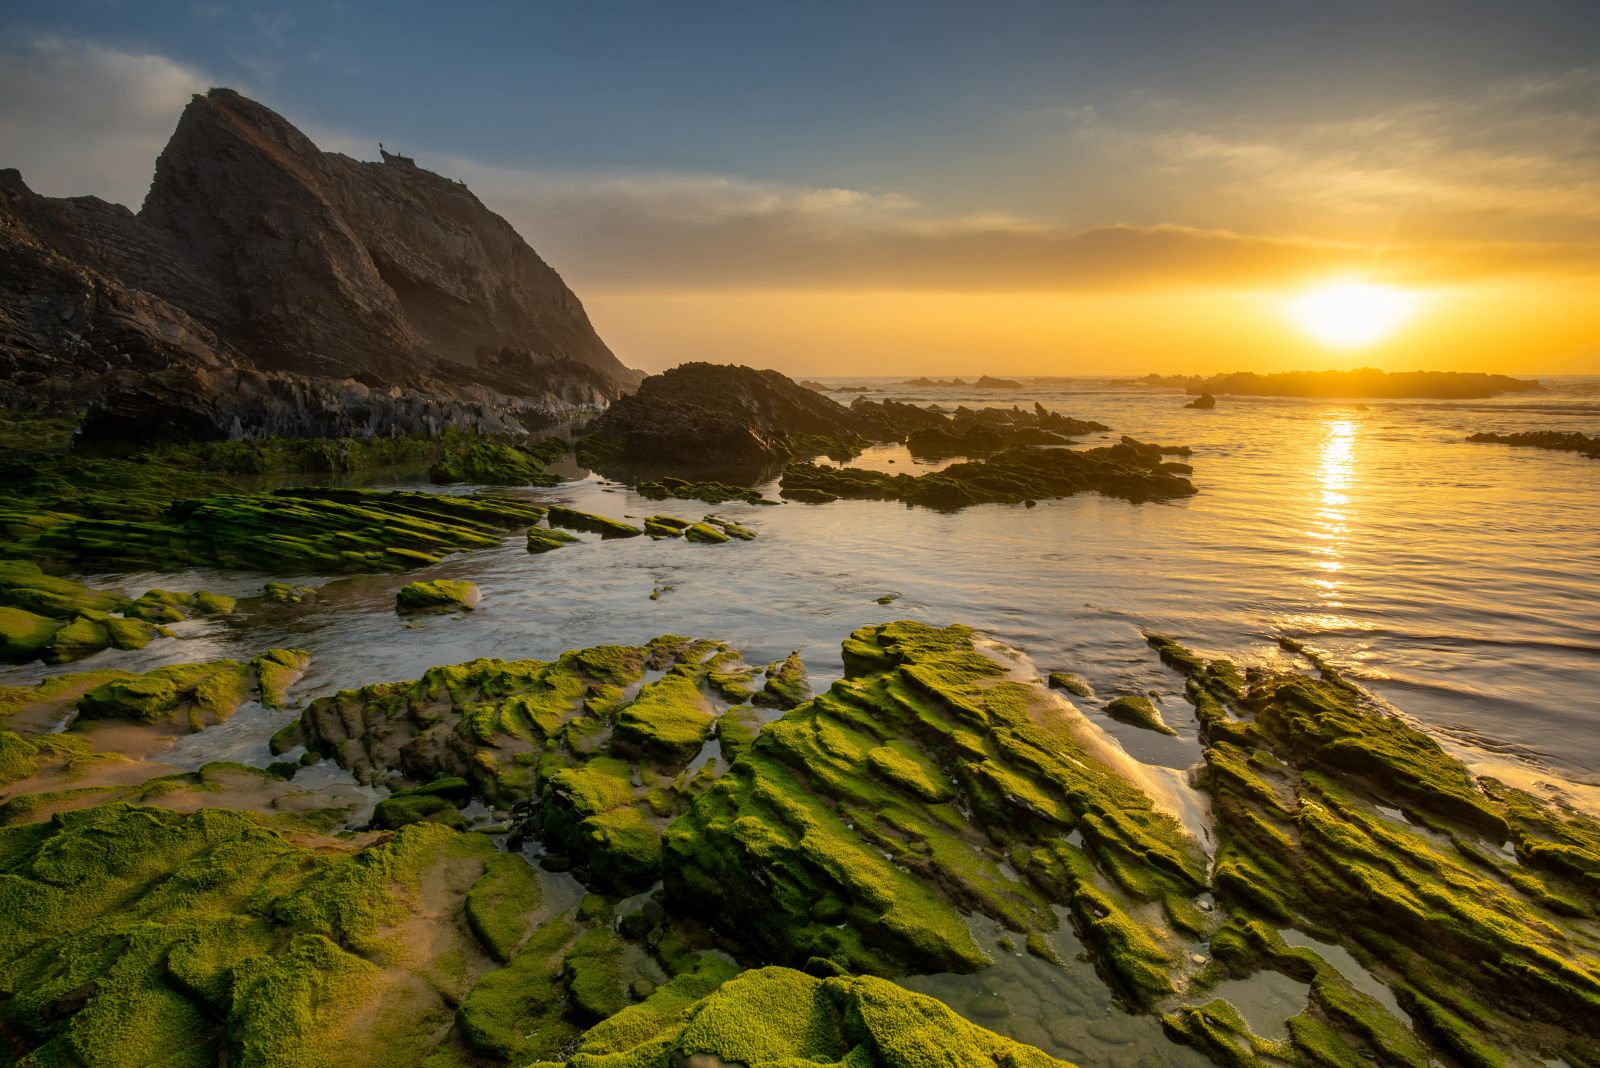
2;620;1597;1066
7;486;546;574
781;436;1197;508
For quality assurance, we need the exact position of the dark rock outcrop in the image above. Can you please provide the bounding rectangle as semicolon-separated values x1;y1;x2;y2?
1467;429;1600;459
1;89;640;439
1185;392;1216;409
581;362;883;470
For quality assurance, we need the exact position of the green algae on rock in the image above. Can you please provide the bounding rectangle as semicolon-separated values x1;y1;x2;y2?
76;648;310;728
0;560;234;665
0;804;525;1066
1103;694;1178;736
547;505;644;538
294;636;765;892
7;487;547;574
527;525;582;553
429;436;568;485
396;579;482;613
636;476;777;505
1148;631;1600;1066
527;964;1076;1068
780;436;1196;510
664;620;1206;994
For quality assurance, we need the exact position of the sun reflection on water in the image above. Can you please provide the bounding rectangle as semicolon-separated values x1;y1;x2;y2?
1310;417;1357;601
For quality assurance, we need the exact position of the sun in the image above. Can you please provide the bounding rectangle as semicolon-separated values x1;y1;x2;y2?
1286;279;1421;348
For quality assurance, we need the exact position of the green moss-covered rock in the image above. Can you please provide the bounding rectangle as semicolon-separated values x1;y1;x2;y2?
396;579;482;613
10;487;546;575
0;804;505;1068
1104;694;1177;735
527;526;582;553
535;965;1076;1068
0;606;59;660
1154;632;1600;1065
664;621;1204;990
74;649;310;729
547;505;644;538
42;615;110;663
299;636;746;892
683;521;730;544
643;515;694;539
636;477;775;505
429;437;566;485
1047;670;1094;699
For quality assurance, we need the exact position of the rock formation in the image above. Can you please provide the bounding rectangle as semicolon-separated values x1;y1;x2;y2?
0;89;640;441
581;362;883;469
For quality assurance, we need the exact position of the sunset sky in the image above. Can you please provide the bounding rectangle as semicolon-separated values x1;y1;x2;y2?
2;0;1597;375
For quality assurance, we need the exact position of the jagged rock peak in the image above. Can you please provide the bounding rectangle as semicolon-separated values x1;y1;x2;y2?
1;87;641;439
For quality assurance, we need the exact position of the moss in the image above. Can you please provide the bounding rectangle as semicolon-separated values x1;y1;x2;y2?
253;648;312;708
537;966;1075;1068
1154;631;1600;1063
0;605;60;660
643;515;693;538
566;925;629;1023
547;505;644;538
457;913;582;1061
43;615;110;663
103;615;166;650
527;526;582;553
636;477;774;505
429;437;565;486
10;486;546;576
683;521;730;543
1161;999;1271;1068
1047;670;1094;699
702;514;759;540
372;792;467;830
465;852;542;963
0;804;501;1067
754;651;811;709
615;674;717;757
1103;694;1178;735
396;579;481;613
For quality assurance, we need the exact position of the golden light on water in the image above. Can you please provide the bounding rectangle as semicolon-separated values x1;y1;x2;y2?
1310;416;1357;604
1286;279;1421;349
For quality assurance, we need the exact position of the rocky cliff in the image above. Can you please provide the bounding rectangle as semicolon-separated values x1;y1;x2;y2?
0;89;639;440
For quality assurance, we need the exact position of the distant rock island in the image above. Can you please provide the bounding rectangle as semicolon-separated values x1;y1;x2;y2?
1;88;640;441
902;375;1023;389
1134;368;1543;400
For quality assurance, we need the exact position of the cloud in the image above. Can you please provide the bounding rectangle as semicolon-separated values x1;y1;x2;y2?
1044;66;1600;243
2;37;1594;298
432;156;1597;295
0;38;216;208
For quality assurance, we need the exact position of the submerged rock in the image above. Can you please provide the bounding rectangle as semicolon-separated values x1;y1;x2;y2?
395;579;481;613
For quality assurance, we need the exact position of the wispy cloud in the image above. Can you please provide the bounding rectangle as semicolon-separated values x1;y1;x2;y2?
1041;66;1600;242
0;37;213;207
1;37;1594;299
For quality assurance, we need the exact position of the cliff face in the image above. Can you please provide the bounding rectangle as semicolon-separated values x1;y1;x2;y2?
0;88;639;439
